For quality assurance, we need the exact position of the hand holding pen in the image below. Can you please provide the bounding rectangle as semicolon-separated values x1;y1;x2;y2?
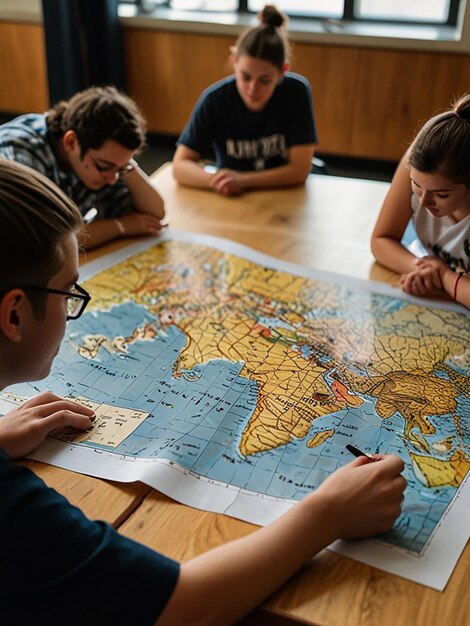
346;443;376;460
312;445;406;540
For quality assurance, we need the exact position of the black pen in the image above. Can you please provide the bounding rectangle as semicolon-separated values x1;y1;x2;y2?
346;443;375;460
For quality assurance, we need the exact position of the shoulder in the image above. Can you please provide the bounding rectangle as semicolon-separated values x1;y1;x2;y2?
0;113;57;173
0;113;48;142
280;72;313;95
198;75;237;104
0;113;50;155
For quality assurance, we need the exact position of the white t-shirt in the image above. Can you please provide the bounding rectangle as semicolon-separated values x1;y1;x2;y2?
411;193;470;272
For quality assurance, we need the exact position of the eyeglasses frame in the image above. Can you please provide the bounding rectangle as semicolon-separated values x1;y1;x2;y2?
17;282;91;320
88;154;137;179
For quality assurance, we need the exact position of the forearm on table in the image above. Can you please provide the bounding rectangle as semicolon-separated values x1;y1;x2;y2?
240;145;314;190
156;493;335;626
172;159;213;189
123;167;165;219
371;236;419;275
78;219;123;251
440;268;470;307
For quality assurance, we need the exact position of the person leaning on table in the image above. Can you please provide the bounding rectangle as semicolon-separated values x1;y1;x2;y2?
0;85;165;250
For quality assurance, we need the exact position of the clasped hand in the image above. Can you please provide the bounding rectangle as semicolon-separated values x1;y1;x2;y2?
210;169;245;196
400;256;448;297
0;392;95;460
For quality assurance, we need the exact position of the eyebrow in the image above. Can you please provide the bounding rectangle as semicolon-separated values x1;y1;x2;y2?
410;178;454;192
94;157;119;167
241;71;274;79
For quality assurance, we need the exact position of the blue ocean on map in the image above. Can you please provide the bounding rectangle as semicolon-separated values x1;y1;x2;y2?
10;301;467;555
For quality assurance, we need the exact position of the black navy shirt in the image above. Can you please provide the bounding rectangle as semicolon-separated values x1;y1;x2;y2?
0;448;179;625
178;73;317;171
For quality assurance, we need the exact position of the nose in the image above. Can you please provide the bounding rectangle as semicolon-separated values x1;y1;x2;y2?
102;170;119;185
420;190;434;207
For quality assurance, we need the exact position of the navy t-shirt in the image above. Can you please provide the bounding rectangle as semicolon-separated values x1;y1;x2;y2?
178;72;317;171
0;448;179;626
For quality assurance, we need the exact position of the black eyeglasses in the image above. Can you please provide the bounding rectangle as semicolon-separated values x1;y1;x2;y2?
89;155;137;178
19;283;91;320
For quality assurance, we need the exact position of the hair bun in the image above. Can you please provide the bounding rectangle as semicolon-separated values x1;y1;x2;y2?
259;4;285;29
453;93;470;123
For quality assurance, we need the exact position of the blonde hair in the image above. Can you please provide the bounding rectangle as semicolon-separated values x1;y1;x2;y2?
0;160;83;293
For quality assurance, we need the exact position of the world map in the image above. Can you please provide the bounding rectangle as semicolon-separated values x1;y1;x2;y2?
4;234;469;581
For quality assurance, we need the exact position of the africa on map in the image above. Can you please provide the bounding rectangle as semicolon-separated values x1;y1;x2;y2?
4;234;469;589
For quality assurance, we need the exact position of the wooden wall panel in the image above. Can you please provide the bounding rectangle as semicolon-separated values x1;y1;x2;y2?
180;33;234;109
350;48;442;160
123;29;188;135
123;29;232;135
291;43;359;155
430;53;470;115
0;21;48;113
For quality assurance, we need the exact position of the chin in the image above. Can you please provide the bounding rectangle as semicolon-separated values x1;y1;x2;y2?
18;365;51;385
246;101;263;111
88;181;105;190
39;364;53;380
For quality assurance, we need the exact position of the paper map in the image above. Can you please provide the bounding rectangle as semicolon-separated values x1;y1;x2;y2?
2;232;469;590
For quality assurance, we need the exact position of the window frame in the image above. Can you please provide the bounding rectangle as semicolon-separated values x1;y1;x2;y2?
130;0;462;28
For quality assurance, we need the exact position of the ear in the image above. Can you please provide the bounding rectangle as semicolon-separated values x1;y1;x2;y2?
62;130;79;153
0;290;28;343
229;49;238;69
280;62;289;76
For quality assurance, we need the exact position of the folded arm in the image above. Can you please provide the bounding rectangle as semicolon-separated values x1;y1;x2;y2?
172;145;216;189
173;144;315;196
79;163;167;250
402;257;470;307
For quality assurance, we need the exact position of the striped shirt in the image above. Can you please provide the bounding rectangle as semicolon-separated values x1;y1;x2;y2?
0;114;132;219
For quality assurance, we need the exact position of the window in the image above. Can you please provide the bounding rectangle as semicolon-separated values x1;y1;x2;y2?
128;0;461;26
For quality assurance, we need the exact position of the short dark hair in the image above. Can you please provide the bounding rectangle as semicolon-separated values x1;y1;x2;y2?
409;94;470;186
0;160;83;300
46;85;146;157
235;5;290;70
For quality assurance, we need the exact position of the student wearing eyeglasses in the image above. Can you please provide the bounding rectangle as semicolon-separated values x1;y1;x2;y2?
0;85;165;250
0;160;406;626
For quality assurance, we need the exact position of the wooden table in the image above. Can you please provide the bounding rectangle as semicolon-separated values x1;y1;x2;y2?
29;164;469;626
